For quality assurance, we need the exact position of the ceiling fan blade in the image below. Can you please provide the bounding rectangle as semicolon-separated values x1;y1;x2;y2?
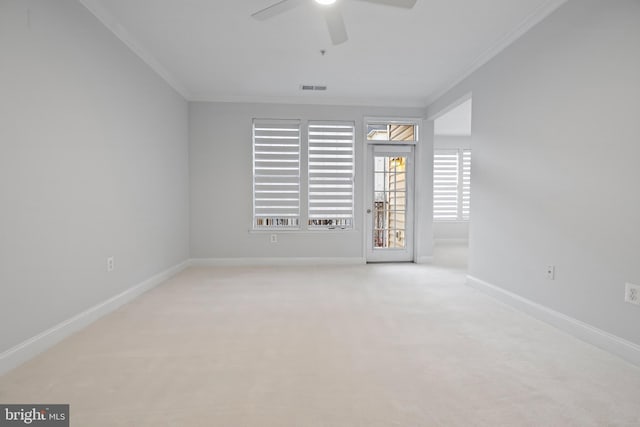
251;0;305;21
355;0;417;8
323;8;348;45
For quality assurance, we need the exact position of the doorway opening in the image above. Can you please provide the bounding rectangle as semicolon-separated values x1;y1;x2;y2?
433;97;472;269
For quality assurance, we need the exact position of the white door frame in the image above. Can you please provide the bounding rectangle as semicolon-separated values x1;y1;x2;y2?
365;144;415;262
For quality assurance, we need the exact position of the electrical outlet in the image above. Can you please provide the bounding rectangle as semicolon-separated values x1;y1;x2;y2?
545;265;555;280
270;234;278;243
107;257;115;272
625;283;640;306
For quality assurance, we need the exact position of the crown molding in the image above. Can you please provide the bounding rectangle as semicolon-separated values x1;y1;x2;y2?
78;0;192;100
423;0;568;107
189;93;427;109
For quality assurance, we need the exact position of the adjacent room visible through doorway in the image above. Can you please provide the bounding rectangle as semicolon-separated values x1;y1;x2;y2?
433;97;472;269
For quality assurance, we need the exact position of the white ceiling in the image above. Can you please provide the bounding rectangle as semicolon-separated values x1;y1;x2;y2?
80;0;566;107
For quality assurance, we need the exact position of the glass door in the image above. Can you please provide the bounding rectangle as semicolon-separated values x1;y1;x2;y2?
366;145;414;262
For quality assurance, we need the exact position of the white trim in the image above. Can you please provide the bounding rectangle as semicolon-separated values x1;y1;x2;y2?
189;257;366;267
428;93;473;122
424;0;567;106
0;261;189;376
78;0;191;99
415;256;434;264
364;117;423;125
191;94;427;109
373;145;413;154
248;229;359;234
434;238;469;245
467;275;640;367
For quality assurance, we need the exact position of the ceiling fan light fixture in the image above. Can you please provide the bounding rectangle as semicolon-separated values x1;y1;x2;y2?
252;0;418;44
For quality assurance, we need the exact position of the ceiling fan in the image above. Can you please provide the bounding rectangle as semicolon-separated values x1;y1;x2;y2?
251;0;418;46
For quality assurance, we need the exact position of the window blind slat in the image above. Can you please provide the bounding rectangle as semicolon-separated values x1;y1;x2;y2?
308;121;354;229
253;119;301;228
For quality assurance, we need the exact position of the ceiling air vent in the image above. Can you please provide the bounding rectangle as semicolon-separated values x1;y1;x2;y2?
301;85;327;91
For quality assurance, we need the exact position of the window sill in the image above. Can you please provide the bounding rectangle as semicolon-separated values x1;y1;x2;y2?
249;228;358;234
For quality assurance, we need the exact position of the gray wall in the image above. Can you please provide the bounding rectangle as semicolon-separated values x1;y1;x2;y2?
189;102;431;260
427;0;640;344
0;0;190;353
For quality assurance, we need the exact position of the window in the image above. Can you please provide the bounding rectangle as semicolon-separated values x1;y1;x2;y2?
366;123;416;142
433;149;471;221
308;121;354;229
252;119;301;229
374;155;407;248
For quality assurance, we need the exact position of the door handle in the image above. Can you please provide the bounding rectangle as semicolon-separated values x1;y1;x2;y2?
366;209;372;214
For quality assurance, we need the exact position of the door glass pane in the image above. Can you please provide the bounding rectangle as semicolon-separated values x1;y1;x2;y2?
373;156;407;249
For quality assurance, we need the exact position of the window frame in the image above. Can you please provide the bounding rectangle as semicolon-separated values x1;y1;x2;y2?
364;117;421;144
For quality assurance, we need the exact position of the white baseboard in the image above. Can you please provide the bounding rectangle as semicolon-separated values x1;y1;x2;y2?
434;238;469;246
467;275;640;367
0;261;189;376
189;257;366;267
416;256;434;264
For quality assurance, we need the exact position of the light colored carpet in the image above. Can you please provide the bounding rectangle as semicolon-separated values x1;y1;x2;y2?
1;264;639;426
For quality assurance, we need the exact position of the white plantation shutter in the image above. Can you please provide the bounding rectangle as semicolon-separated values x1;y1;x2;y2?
308;121;355;229
462;149;471;221
433;149;471;221
253;119;301;228
434;150;460;220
